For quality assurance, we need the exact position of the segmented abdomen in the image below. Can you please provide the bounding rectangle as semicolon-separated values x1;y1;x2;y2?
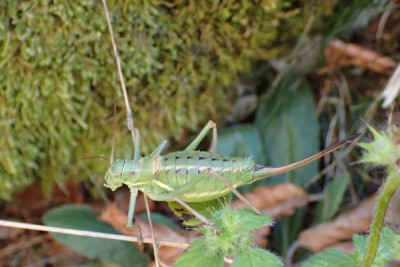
152;151;255;202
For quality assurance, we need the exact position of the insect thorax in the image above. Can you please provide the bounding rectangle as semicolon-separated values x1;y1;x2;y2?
121;156;159;188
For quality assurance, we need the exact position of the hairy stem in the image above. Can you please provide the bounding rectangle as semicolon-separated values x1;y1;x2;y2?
362;169;400;267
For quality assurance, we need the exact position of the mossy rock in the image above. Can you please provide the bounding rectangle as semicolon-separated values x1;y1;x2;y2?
0;1;338;199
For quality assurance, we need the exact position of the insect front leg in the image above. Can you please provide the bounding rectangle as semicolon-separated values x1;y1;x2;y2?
133;128;141;160
126;188;139;228
185;120;218;152
126;128;141;228
207;169;262;215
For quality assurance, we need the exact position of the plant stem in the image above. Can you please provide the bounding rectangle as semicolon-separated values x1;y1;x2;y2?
362;169;400;267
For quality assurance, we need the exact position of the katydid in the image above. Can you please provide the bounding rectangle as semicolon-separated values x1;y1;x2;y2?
105;120;360;227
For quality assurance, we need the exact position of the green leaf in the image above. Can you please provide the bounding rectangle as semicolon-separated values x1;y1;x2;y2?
235;209;273;231
255;77;320;186
352;234;367;264
313;174;349;224
217;124;265;164
174;238;224;267
304;227;400;267
232;248;283;267
43;204;148;267
353;227;400;266
256;75;319;255
302;249;352;267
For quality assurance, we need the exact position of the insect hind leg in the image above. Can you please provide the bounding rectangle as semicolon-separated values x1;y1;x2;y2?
154;175;217;231
207;169;262;215
172;196;216;232
185;120;218;152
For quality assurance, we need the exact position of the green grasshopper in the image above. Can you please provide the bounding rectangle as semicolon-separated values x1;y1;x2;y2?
99;0;360;230
105;120;360;227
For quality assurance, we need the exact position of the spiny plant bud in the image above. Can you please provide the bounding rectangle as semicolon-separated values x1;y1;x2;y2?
358;126;400;167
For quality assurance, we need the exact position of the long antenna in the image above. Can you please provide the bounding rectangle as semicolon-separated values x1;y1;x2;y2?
100;1;160;266
100;0;135;143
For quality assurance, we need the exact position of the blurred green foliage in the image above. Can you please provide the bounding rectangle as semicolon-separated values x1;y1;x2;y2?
43;204;148;266
0;0;342;199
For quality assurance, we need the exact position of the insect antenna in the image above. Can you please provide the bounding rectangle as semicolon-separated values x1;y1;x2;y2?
100;1;161;265
110;88;117;164
80;156;111;166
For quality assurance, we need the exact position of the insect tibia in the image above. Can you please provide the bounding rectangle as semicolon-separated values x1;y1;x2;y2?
253;133;361;181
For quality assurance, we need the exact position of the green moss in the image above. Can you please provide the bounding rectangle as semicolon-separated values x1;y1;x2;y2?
0;0;339;199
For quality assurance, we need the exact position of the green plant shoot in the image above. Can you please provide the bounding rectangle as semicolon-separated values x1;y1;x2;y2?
358;125;400;267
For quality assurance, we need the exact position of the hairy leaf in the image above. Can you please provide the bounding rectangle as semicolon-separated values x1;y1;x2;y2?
302;249;352;267
232;248;283;267
173;238;224;267
235;208;274;231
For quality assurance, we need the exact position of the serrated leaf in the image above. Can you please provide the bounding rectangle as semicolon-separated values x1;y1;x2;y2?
232;248;283;267
217;124;265;164
236;209;273;231
313;174;349;224
174;238;224;267
353;234;367;254
255;77;320;186
352;227;400;266
43;204;148;267
302;249;352;267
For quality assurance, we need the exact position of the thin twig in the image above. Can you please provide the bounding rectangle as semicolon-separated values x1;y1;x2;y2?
0;220;190;249
100;2;161;266
144;194;161;264
100;0;135;136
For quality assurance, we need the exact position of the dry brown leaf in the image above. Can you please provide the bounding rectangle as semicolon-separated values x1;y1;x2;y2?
253;226;271;248
265;194;319;219
0;226;23;240
101;203;196;266
298;194;377;252
231;183;307;212
298;189;400;252
320;38;396;75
